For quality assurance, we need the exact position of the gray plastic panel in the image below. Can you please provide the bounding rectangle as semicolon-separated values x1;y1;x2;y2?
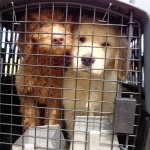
114;97;136;134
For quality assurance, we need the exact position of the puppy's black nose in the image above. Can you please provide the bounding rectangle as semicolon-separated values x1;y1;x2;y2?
81;55;95;66
52;35;64;44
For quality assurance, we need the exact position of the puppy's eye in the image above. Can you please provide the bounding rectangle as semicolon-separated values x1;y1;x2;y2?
79;37;86;43
101;42;111;47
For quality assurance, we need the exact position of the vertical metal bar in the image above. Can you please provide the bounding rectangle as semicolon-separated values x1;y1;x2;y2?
134;25;142;148
124;10;134;150
62;2;69;148
137;26;142;105
125;10;133;82
117;13;124;99
10;5;15;147
34;3;41;149
21;4;28;149
72;4;83;150
0;11;2;143
85;6;97;150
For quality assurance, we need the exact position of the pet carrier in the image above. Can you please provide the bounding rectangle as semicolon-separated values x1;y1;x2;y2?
0;0;149;150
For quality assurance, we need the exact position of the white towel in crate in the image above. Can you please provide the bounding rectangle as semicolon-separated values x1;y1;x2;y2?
70;116;120;150
12;125;65;150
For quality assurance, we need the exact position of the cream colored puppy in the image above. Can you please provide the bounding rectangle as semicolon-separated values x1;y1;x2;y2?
63;17;127;139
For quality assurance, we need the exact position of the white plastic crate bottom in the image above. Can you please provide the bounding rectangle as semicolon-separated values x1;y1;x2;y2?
70;116;120;150
12;125;65;150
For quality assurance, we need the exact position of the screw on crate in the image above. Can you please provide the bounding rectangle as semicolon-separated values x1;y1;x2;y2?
11;1;20;25
99;3;112;22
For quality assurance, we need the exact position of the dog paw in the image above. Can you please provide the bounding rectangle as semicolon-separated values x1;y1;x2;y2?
50;119;60;125
44;119;60;125
23;118;35;127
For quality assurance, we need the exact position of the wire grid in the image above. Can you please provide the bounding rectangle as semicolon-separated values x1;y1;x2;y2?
0;2;142;150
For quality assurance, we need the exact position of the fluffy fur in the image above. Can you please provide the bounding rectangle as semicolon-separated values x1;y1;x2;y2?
63;17;127;139
15;9;73;127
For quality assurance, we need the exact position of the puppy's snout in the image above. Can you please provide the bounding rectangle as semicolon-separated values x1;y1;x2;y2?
81;55;95;66
52;35;64;44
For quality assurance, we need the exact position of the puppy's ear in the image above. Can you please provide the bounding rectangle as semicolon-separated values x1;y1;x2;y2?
114;39;128;80
17;11;38;58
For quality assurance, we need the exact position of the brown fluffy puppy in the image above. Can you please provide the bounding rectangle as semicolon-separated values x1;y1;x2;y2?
15;9;73;127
